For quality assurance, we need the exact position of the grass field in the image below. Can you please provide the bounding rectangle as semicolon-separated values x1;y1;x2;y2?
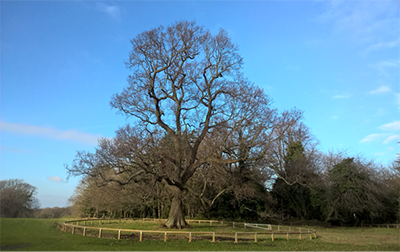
1;218;399;251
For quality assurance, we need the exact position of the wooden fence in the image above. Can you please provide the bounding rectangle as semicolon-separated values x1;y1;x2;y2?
62;218;317;243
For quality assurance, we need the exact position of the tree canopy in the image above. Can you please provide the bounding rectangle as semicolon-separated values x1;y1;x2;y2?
66;20;301;228
0;179;39;218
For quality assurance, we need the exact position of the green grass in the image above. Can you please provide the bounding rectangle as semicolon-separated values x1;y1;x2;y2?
1;218;399;251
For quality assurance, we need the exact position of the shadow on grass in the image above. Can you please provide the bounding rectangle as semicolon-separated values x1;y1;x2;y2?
1;243;31;251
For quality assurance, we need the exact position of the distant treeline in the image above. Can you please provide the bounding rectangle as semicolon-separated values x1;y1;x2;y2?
68;142;400;227
0;178;72;219
33;206;72;219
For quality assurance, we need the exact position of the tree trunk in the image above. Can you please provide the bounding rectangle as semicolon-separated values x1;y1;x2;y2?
158;201;161;219
164;186;188;229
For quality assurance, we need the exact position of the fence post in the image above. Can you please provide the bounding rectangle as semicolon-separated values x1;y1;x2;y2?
278;225;280;232
271;232;274;241
164;232;167;242
234;232;238;243
140;231;143;241
233;222;235;228
72;226;75;234
99;228;102;238
83;227;86;236
254;232;257;242
287;232;289;240
118;230;121;240
212;232;215;242
299;232;302;240
189;232;192;242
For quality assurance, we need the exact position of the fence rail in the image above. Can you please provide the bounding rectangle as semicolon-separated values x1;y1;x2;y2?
62;218;317;243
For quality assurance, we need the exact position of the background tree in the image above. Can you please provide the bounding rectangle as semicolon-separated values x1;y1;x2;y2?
386;157;400;223
266;122;325;221
67;20;302;228
324;157;390;226
0;179;40;218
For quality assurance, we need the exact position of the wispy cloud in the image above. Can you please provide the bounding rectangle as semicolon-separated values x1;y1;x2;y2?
363;39;399;54
0;121;101;145
360;133;387;143
361;120;400;145
96;2;121;21
0;145;31;153
47;176;64;183
383;135;400;144
316;0;399;44
368;85;391;95
379;120;400;131
332;94;351;99
370;59;399;75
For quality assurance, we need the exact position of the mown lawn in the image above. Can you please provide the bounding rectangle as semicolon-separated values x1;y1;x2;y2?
0;218;399;251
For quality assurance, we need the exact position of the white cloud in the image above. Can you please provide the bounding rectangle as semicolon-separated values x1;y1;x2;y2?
383;135;400;144
0;145;31;153
0;121;101;145
379;120;400;131
370;60;399;75
363;39;399;54
47;176;64;183
316;0;399;44
368;85;391;95
332;94;351;99
360;133;387;143
361;121;400;145
96;2;121;21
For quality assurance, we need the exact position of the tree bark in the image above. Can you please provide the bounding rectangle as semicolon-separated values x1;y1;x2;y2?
164;186;188;228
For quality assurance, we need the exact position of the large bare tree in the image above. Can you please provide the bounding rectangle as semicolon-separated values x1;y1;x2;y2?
67;20;301;228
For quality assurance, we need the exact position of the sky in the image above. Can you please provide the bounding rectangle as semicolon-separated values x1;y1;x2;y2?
1;0;399;208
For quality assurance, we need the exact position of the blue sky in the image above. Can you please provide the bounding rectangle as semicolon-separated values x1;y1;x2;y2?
1;0;399;208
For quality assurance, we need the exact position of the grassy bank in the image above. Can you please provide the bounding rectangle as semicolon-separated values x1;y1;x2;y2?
1;218;399;251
